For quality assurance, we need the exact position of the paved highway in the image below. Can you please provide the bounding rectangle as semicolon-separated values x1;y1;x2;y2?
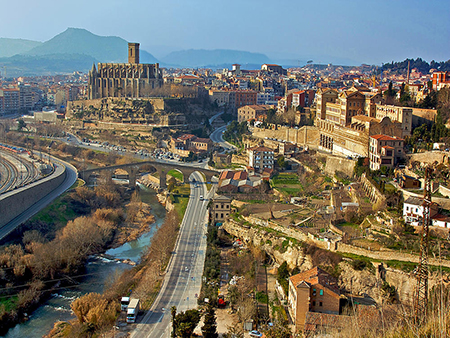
0;156;78;241
209;124;237;153
131;171;215;338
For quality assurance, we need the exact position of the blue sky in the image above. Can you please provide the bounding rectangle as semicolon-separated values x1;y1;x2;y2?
2;0;449;65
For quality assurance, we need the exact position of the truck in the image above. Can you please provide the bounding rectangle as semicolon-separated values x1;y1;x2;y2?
127;298;140;323
121;297;130;311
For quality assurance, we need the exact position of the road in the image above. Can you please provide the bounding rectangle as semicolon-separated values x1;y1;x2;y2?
131;171;215;338
209;124;237;153
0;156;78;241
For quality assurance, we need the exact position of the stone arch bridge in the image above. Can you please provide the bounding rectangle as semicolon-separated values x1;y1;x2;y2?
79;160;219;189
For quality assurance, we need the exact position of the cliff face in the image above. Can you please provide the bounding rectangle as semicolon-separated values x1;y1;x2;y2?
221;220;447;305
222;220;313;271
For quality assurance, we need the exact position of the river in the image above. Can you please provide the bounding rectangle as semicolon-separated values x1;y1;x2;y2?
4;185;166;338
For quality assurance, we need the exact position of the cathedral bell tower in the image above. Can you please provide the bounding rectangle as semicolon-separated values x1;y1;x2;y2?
128;43;140;64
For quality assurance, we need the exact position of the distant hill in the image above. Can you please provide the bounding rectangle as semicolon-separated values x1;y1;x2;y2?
24;28;158;64
0;54;98;77
161;49;271;68
0;38;42;58
382;57;450;74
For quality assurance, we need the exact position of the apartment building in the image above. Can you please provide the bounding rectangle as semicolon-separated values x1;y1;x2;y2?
288;267;340;332
209;194;231;225
248;146;274;173
369;134;405;171
237;104;273;123
209;89;229;107
171;134;213;157
0;88;20;114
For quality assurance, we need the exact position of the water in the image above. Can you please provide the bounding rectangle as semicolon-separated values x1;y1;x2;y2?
4;185;166;338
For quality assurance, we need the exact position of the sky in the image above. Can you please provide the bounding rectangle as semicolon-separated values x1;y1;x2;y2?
2;0;449;65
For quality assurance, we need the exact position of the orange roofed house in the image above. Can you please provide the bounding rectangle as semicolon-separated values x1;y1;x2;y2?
369;134;405;171
288;267;340;332
171;134;213;158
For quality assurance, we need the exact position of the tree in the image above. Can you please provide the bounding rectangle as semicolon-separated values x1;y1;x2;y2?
264;321;292;338
17;119;26;131
277;156;286;169
173;309;201;338
201;304;218;338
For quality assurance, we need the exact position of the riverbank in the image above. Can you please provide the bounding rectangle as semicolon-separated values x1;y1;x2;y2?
4;186;166;338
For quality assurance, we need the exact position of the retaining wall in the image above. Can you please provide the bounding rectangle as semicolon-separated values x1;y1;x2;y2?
0;164;66;229
336;242;450;268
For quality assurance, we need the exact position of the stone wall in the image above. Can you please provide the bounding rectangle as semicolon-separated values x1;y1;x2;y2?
222;215;450;305
439;185;450;198
251;125;320;148
0;164;66;229
222;219;313;270
408;151;449;165
336;242;450;268
324;155;355;177
359;173;386;210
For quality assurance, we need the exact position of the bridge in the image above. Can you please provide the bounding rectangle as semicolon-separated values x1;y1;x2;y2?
79;160;220;189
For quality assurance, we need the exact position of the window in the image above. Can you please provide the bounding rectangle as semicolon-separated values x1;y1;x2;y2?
312;301;316;306
215;213;218;218
320;289;323;296
319;301;323;306
312;289;316;296
221;213;223;218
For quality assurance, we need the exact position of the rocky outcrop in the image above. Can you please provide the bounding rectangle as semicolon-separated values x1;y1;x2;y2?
222;219;450;306
222;219;312;270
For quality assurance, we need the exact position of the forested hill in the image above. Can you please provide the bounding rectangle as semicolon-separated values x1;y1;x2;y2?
382;58;450;74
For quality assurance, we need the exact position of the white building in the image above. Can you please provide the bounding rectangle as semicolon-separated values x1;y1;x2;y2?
403;196;439;225
248;146;274;173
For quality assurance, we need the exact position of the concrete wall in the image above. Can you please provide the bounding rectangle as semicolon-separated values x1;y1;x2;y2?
0;164;66;229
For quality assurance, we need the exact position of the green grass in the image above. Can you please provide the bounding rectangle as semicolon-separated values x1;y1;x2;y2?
271;173;303;196
384;183;396;193
0;296;18;312
271;173;300;185
167;169;184;181
171;183;191;218
30;193;77;227
337;222;360;228
71;179;85;189
256;291;268;304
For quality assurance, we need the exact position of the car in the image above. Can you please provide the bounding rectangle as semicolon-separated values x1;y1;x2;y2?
185;267;189;272
249;330;262;338
200;195;204;201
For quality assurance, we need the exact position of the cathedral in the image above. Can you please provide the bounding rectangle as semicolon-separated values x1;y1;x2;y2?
88;43;163;99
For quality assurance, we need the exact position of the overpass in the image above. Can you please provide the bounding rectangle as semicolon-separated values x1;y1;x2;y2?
78;160;220;188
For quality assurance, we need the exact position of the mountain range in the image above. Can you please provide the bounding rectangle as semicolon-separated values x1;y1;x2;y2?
0;28;286;76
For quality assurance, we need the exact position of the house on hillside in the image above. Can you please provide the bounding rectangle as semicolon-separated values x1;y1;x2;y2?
288;267;340;333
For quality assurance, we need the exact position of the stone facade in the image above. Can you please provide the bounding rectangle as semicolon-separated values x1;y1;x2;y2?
209;195;232;225
88;43;163;99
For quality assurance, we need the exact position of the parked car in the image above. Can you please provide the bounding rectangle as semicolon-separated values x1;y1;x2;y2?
249;331;262;338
